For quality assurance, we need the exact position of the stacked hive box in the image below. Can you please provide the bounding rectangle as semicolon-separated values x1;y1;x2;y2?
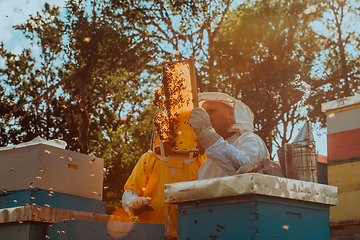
321;95;360;238
0;143;164;240
165;173;337;240
0;144;105;211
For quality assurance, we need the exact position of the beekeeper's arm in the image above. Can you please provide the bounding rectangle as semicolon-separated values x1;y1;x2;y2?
122;152;154;216
189;107;251;175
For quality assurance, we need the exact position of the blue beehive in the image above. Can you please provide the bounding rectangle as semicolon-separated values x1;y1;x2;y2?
164;173;338;240
0;140;165;240
46;220;165;240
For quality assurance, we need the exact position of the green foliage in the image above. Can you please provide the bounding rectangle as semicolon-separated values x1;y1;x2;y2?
101;105;159;209
0;0;160;211
1;0;158;147
211;0;324;155
306;0;360;127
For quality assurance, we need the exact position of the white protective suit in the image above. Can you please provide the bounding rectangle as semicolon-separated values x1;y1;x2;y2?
196;92;270;179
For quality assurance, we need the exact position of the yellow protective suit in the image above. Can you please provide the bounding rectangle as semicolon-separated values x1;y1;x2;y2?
124;150;206;239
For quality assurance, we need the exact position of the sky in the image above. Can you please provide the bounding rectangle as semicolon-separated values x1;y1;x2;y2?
0;0;329;158
0;0;65;54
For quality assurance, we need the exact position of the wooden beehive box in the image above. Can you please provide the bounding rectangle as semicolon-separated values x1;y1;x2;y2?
0;206;164;240
164;173;337;240
0;144;104;201
46;220;164;240
321;95;360;225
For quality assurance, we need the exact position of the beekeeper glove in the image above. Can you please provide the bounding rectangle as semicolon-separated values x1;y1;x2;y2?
122;190;154;216
189;107;222;149
128;197;154;216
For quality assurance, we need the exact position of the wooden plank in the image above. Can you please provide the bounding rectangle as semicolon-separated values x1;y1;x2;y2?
327;128;360;161
321;95;360;114
189;55;199;108
328;156;360;166
328;161;360;193
330;226;360;240
326;107;360;134
330;190;360;223
188;55;205;155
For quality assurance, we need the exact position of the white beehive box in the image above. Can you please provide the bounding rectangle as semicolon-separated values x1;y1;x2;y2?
0;144;104;200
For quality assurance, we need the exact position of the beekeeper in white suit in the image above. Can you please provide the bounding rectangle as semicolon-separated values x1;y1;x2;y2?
189;92;270;179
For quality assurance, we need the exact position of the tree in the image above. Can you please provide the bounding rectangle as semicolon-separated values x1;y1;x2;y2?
0;0;160;211
0;0;158;152
211;0;324;155
101;105;159;211
113;0;234;88
307;0;360;127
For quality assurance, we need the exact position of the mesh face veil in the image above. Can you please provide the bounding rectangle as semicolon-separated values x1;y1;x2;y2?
198;92;254;134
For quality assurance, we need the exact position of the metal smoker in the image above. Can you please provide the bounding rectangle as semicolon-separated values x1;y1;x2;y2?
277;120;318;182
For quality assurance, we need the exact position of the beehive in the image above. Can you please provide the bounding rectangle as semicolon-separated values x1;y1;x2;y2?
0;206;164;240
0;143;166;240
46;220;164;240
164;173;337;240
321;95;360;226
0;144;104;201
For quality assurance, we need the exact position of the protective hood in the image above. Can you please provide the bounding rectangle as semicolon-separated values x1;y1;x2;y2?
198;92;254;134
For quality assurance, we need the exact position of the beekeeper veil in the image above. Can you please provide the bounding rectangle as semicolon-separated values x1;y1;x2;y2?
198;92;254;134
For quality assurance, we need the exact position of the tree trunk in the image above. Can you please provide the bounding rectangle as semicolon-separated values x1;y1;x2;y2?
79;105;89;154
207;27;216;92
335;4;350;97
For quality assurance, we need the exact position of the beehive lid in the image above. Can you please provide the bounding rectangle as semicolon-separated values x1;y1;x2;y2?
0;136;67;151
164;173;338;205
321;95;360;114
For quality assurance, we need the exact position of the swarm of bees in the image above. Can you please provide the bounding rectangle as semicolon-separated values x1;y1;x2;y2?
153;60;198;153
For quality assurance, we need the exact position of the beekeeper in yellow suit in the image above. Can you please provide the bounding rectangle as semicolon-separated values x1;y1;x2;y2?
122;122;206;240
189;92;270;179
